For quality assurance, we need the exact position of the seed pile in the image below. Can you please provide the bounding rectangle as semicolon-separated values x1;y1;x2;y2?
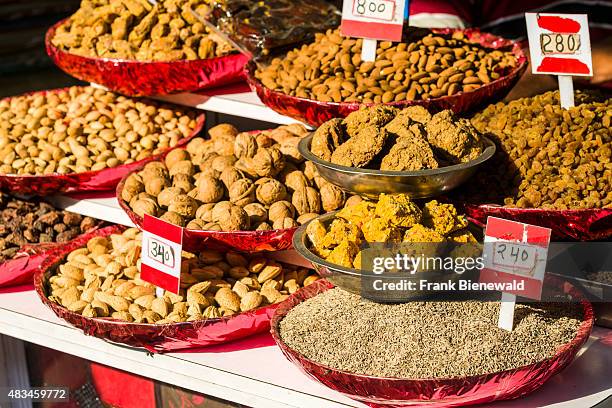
312;106;484;171
280;288;583;378
0;86;198;176
255;29;518;103
0;193;98;262
468;91;611;209
122;123;348;231
52;0;233;61
46;228;320;323
587;271;612;285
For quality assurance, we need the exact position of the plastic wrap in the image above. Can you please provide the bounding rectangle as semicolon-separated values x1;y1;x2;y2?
465;205;612;241
270;279;594;408
46;19;249;97
34;227;282;352
0;88;205;195
246;29;527;127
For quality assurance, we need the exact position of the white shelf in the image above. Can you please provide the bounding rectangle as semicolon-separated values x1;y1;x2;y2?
48;192;135;227
0;287;610;408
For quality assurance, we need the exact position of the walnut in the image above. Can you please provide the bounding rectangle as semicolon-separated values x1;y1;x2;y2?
186;219;205;230
195;175;224;203
165;149;190;169
320;182;345;212
144;176;170;196
273;217;298;229
211;201;233;222
268;201;295;222
297;213;319;225
255;222;272;231
132;199;159;218
302;161;318;181
169;160;196;177
130;192;156;208
209;123;239;140
202;222;223;231
186;137;206;156
283;170;309;192
219;167;245;190
210;124;238;156
243;203;267;224
142;162;169;180
234;133;258;159
212;155;237;173
255;178;287;206
160;211;185;227
345;195;363;207
279;137;303;163
218;206;250;231
157;187;184;208
229;178;256;206
195;203;215;221
251;146;285;177
168;194;198;218
121;175;144;203
292;187;321;215
256;133;275;148
172;173;194;192
234;158;259;179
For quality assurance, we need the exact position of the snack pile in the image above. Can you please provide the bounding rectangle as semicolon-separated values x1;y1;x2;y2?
45;228;320;323
311;105;485;171
122;123;349;230
52;0;233;61
255;29;519;103
306;194;475;269
469;90;611;209
0;86;198;176
0;193;98;262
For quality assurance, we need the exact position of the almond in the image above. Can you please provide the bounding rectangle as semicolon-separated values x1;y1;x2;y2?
257;261;282;283
240;291;263;312
214;288;240;312
134;294;155;309
151;297;170;317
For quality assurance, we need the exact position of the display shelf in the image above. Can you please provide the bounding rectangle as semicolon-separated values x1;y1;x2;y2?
48;192;135;227
0;286;610;408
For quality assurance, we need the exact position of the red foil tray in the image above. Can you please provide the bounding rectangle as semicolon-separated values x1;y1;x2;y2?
0;224;115;288
46;19;250;97
465;205;612;241
0;88;205;195
246;28;528;127
271;279;594;408
115;144;297;253
34;227;281;352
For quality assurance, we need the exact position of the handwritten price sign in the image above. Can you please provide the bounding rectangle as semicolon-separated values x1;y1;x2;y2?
140;214;183;294
492;242;538;274
353;0;395;21
341;0;407;42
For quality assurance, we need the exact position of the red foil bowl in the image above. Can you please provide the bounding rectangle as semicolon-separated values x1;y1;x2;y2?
46;19;250;97
0;88;205;195
0;224;111;288
34;226;282;353
246;29;528;127
271;279;594;407
465;205;612;241
116;157;297;254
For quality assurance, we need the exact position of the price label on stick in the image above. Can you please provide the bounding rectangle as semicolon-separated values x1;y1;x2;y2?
480;217;551;331
525;13;592;109
140;214;184;294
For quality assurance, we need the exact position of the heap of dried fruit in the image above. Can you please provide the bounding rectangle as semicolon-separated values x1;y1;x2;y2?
0;86;199;175
311;105;485;171
52;0;234;61
0;193;98;262
255;29;519;103
280;288;583;378
306;194;475;269
122;123;349;231
468;90;611;209
46;228;320;323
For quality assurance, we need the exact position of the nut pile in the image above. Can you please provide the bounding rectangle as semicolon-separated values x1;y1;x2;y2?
0;86;199;176
306;194;475;269
122;123;349;231
468;91;611;209
280;288;583;378
255;29;518;103
0;193;98;262
46;228;320;323
52;0;233;61
587;271;612;285
312;105;484;171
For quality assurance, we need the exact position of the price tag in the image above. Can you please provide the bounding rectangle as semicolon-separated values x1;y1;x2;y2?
140;214;184;294
480;217;551;331
341;0;407;42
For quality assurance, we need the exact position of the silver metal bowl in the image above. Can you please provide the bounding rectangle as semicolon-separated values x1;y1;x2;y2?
298;134;496;199
293;212;481;303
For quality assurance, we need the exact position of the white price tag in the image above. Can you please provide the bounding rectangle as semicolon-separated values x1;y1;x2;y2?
341;0;407;42
353;0;395;21
492;242;538;274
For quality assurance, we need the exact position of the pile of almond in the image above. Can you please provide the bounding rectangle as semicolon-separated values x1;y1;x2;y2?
46;228;319;324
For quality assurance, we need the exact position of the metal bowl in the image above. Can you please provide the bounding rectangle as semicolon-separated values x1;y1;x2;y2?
293;212;481;302
298;134;496;199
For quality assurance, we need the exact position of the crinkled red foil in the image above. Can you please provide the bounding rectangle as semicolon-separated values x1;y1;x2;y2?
246;28;528;127
0;224;116;288
46;19;249;97
270;279;594;408
0;88;204;195
34;227;282;352
465;204;612;241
